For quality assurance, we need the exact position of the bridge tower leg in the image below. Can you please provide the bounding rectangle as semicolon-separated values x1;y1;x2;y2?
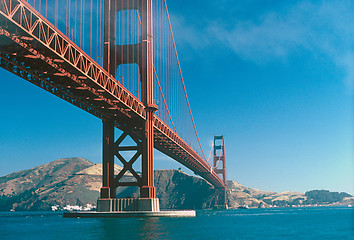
98;0;159;212
100;119;116;199
213;135;228;209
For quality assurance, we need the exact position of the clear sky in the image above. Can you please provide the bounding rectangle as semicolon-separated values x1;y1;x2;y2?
0;0;352;194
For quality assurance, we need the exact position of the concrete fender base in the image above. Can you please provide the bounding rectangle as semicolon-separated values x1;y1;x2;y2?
63;210;196;218
97;198;160;212
68;197;197;218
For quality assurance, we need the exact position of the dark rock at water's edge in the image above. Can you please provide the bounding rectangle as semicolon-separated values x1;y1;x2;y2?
0;158;353;211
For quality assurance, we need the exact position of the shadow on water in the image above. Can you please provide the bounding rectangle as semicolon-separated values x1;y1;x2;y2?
98;217;170;240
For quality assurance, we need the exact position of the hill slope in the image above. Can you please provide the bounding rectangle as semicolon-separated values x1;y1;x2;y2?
0;158;352;210
0;158;216;210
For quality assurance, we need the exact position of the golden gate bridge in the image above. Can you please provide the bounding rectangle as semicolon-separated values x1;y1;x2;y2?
0;0;228;213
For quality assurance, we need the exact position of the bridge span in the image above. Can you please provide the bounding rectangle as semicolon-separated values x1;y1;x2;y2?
0;0;227;211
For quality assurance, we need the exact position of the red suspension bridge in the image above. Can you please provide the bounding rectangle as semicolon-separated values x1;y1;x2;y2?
0;0;228;211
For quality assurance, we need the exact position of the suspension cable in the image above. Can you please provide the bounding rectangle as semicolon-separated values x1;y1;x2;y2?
163;0;207;161
207;142;213;166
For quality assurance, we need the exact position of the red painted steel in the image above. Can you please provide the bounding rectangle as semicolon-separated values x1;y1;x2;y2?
102;0;157;199
213;135;228;207
139;0;157;199
0;0;226;193
113;131;143;187
101;118;116;198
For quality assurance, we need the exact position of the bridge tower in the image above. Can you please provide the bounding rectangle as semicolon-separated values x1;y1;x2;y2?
213;135;228;208
98;0;159;212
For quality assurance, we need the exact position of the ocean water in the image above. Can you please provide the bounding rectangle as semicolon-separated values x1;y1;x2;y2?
0;207;353;240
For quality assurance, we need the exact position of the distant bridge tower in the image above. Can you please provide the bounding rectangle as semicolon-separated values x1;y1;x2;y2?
98;0;159;212
213;135;228;208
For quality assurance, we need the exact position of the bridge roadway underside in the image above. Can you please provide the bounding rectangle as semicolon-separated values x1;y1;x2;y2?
0;0;225;190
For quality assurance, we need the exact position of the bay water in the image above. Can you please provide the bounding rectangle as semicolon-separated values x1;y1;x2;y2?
0;207;353;239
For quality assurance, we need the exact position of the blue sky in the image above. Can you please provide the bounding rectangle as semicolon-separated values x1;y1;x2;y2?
0;0;352;194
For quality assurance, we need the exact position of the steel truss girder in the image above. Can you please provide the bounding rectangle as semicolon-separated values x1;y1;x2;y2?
0;0;146;120
0;54;105;120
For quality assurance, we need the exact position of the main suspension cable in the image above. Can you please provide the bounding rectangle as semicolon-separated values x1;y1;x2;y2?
163;0;207;161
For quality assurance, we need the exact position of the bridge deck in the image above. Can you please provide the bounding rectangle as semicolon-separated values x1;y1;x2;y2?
0;0;224;189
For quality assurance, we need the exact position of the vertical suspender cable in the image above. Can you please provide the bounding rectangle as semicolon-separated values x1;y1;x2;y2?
68;0;71;39
75;0;77;43
80;0;82;48
55;0;58;27
134;9;136;94
83;0;85;50
160;1;163;120
117;2;119;82
130;9;133;93
130;6;133;93
162;2;165;122
136;9;141;99
169;15;171;128
66;0;68;35
99;0;102;65
90;0;93;56
96;0;99;62
115;1;117;79
126;8;129;90
119;6;122;83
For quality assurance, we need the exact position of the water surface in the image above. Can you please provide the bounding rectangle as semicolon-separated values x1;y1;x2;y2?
0;207;353;239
